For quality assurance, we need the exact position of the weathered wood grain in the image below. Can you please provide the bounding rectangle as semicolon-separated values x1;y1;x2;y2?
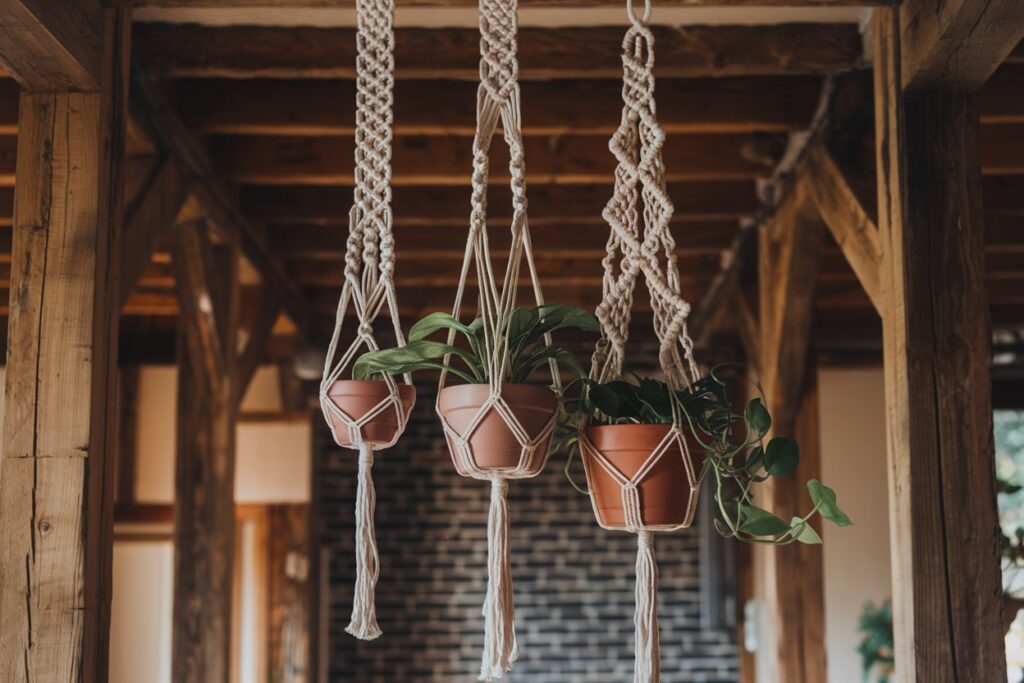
0;0;103;89
0;10;129;683
901;0;1024;90
172;223;240;683
874;9;1005;681
757;176;826;683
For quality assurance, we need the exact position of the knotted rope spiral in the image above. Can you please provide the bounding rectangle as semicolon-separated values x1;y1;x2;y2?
436;0;559;677
580;3;703;681
319;0;411;642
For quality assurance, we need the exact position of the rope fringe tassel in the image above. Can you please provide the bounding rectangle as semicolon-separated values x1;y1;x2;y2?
346;444;383;641
480;478;518;680
633;531;659;683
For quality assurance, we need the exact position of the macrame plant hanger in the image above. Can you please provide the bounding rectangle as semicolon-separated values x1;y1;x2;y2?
318;0;411;642
435;0;560;677
580;0;702;680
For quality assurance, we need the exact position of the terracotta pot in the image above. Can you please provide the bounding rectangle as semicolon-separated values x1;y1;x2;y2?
437;383;558;474
581;424;702;528
325;379;416;448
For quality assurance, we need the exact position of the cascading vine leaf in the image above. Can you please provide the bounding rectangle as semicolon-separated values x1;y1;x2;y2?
559;368;853;545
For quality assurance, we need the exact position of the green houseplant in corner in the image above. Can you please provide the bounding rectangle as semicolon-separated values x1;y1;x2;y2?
562;368;852;544
354;304;600;472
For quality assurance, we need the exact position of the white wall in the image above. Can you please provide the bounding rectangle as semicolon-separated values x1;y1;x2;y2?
751;366;892;682
110;542;174;683
134;365;311;503
819;366;892;683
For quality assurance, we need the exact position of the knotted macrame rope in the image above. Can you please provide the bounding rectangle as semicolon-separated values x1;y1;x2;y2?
433;0;558;676
580;1;702;680
319;0;410;641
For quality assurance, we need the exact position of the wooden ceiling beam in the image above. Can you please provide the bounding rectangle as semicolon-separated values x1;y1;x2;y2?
174;76;823;136
802;144;882;311
111;0;895;6
0;0;104;90
129;66;330;343
210;132;784;186
240;180;760;224
901;0;1024;91
134;23;865;80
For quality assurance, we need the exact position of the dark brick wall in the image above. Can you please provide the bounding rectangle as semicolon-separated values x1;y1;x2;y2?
314;383;738;682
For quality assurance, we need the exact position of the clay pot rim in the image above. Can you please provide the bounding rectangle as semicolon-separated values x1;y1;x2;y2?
327;378;416;396
437;382;558;400
584;422;673;435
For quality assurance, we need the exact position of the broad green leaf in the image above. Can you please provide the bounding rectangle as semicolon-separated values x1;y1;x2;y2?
534;304;602;336
409;312;475;342
738;504;792;536
745;446;765;474
807;479;853;527
745;398;771;436
353;340;482;383
764;437;799;477
791;517;823;544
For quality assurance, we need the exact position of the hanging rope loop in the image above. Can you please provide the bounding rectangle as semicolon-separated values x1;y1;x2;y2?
320;0;413;643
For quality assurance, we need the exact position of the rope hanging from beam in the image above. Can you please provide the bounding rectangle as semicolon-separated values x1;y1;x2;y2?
318;0;413;642
580;1;702;680
435;0;561;677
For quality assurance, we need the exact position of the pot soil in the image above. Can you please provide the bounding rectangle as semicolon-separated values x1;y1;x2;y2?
325;379;416;447
438;383;557;474
581;423;702;528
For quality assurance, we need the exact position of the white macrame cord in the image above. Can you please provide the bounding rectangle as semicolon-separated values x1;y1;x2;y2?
318;0;410;642
435;0;560;677
580;1;703;681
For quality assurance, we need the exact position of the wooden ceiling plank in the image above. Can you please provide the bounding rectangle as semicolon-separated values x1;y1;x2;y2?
112;0;895;6
175;76;823;136
209;132;784;185
135;23;864;80
240;180;760;224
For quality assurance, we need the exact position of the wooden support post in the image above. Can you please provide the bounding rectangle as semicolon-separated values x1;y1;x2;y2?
757;179;826;683
172;221;241;683
874;9;1005;681
0;7;129;682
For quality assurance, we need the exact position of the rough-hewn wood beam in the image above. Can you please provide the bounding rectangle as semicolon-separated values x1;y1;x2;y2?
113;0;893;6
176;76;823;136
901;0;1024;90
241;180;759;224
237;291;282;400
172;223;240;683
0;0;104;90
0;10;130;682
135;23;864;80
874;9;1005;681
211;132;783;186
757;168;826;683
802;144;883;312
130;67;329;343
121;155;190;304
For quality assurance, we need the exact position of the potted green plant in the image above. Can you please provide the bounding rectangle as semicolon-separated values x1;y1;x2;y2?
323;376;417;448
562;368;852;543
354;304;600;471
